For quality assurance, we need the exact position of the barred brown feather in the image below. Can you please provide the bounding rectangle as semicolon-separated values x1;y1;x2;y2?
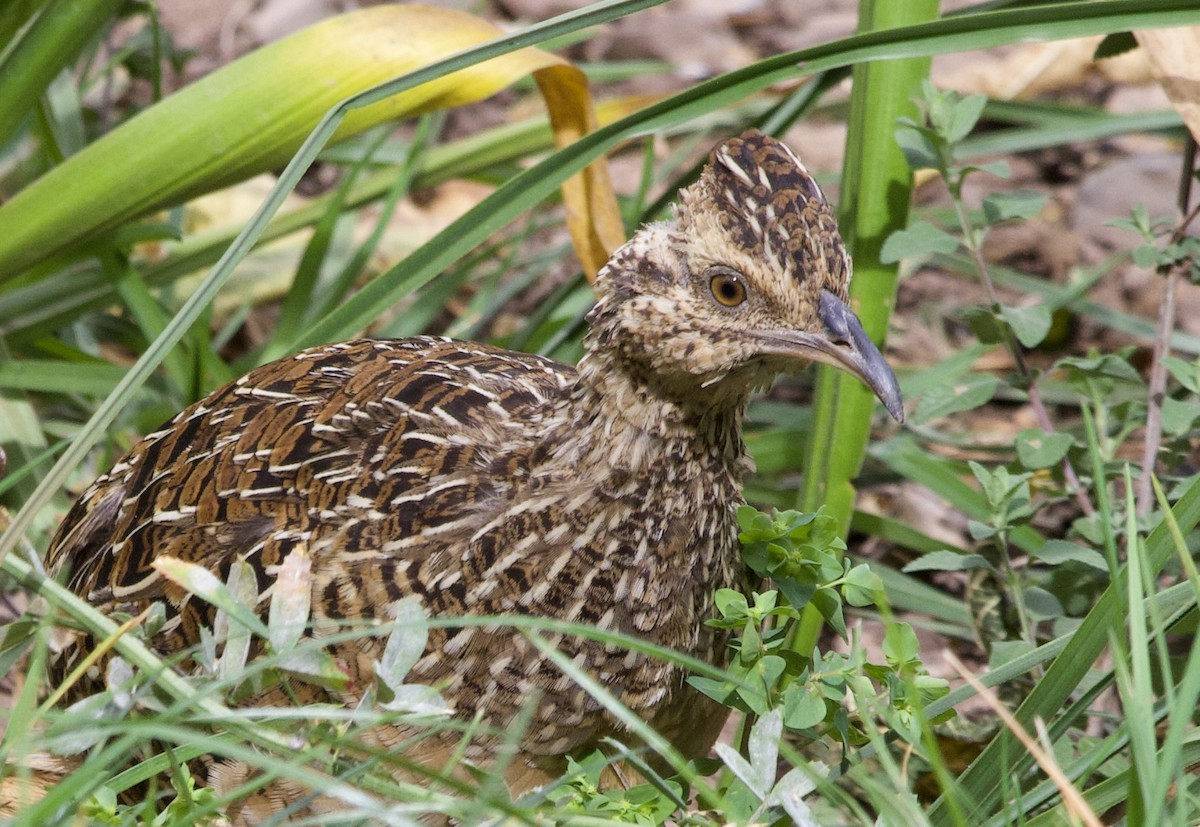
40;130;902;819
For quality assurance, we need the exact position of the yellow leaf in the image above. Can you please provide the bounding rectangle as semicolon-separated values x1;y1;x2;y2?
536;66;627;280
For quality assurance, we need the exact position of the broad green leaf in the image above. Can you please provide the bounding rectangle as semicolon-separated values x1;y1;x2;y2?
894;123;942;171
982;189;1048;224
276;647;351;691
968;461;1031;507
879;219;960;263
912;373;998;424
782;683;826;729
842;563;882;607
0;5;623;282
1058;352;1145;386
883;621;921;667
903;550;994;573
1160;396;1200;435
687;675;737;706
1132;244;1164;268
962;159;1011;180
380;683;448;715
714;588;750;619
943;92;987;144
1162;355;1200;392
1022;586;1064;619
1015;428;1074;469
962;305;1008;345
1030;539;1108;572
968;519;998;541
1000;302;1053;348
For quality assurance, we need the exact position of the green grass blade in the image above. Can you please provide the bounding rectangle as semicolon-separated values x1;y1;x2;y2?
927;472;1200;824
0;0;124;150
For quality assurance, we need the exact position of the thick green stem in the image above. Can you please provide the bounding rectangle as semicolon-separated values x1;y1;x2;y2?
791;0;937;657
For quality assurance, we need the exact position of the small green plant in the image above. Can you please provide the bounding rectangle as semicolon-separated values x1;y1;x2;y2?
876;76;1200;825
549;751;683;826
548;506;948;826
692;508;949;806
1111;201;1200;284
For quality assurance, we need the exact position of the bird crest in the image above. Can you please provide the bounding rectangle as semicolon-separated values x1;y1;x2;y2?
700;130;851;300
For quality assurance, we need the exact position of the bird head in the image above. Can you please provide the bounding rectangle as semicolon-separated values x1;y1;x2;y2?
587;130;903;422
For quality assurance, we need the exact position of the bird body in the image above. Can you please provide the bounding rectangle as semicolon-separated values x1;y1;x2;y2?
38;131;902;816
52;335;743;770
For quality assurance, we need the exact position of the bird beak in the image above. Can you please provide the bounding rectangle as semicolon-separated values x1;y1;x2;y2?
754;289;904;423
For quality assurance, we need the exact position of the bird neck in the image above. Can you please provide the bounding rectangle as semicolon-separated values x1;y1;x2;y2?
553;347;754;483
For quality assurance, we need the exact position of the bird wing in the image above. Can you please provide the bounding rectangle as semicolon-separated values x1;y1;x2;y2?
47;337;574;653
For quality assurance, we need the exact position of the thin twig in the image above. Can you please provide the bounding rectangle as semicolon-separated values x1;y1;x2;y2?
1137;135;1199;515
952;197;1095;517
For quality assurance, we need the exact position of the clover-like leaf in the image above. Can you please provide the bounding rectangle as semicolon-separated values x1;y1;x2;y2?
714;588;750;620
1015;428;1073;469
775;577;817;613
842;563;882;607
782;682;827;730
883;622;921;668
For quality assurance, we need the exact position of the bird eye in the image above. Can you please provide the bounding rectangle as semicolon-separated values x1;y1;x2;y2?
709;270;747;307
